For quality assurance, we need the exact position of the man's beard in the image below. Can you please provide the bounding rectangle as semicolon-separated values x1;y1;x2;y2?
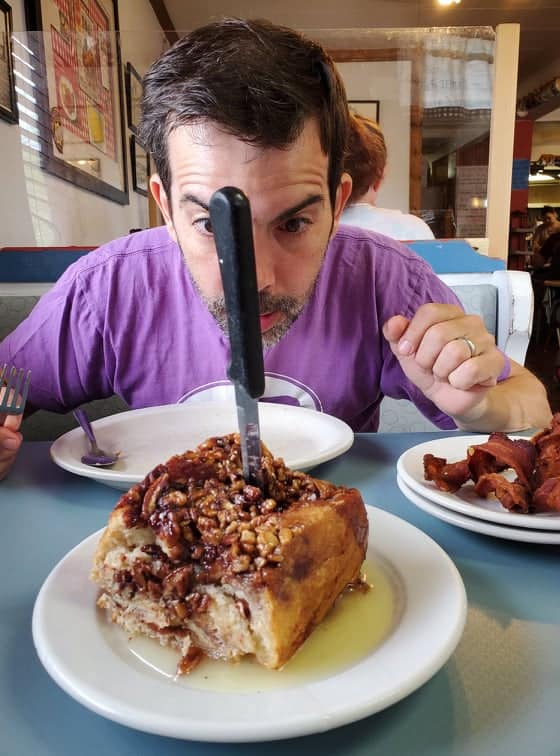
205;289;312;348
175;232;325;348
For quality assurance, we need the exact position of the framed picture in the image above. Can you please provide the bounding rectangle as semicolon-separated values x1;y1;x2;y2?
24;0;128;204
125;61;142;134
348;99;380;123
0;0;18;124
130;134;148;196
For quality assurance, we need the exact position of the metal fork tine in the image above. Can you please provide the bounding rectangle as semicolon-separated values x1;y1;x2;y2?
0;365;31;415
12;368;24;406
20;370;31;409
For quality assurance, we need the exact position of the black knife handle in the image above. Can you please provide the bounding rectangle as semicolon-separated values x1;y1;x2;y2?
209;187;265;399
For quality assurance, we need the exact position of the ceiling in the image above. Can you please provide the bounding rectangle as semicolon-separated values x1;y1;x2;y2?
160;0;560;90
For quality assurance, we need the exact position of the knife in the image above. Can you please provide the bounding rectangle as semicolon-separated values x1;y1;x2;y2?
209;186;265;488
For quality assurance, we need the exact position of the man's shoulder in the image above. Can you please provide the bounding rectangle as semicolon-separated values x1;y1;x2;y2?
89;226;174;263
61;227;177;283
331;224;433;273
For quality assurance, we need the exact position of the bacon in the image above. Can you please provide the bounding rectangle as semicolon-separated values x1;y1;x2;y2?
467;433;536;488
474;473;532;514
532;477;560;513
422;415;560;516
423;454;471;492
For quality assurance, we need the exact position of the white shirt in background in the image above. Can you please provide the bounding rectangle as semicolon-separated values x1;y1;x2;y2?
341;204;435;241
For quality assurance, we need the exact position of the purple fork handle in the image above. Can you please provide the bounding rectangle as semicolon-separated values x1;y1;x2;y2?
73;408;97;446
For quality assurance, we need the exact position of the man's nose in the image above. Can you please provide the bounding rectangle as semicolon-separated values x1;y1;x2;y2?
252;227;276;293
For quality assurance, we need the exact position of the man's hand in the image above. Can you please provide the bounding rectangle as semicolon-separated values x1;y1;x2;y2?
0;413;22;481
382;303;507;421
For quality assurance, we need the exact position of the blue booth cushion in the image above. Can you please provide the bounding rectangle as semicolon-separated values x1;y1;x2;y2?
0;247;92;282
407;240;506;274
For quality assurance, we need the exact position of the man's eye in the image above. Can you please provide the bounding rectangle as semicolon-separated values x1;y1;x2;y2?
281;217;310;233
193;218;213;235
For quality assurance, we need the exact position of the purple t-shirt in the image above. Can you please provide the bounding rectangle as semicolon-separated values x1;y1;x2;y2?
0;225;460;431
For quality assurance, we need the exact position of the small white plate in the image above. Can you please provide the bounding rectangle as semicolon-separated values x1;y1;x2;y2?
50;402;354;490
32;507;466;743
397;475;560;545
397;435;560;531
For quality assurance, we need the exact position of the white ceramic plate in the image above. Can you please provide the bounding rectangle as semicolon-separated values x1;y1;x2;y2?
397;475;560;545
397;435;560;531
32;507;466;743
50;402;354;490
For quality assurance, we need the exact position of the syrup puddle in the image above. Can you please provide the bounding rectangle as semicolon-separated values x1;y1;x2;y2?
125;558;401;692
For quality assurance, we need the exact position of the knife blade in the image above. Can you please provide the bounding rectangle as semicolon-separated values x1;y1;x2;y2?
209;186;265;488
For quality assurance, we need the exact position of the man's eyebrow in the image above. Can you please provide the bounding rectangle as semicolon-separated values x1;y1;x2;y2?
179;193;209;211
178;192;324;219
273;195;324;223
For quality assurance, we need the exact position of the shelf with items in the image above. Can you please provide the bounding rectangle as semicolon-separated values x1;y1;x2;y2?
508;211;533;270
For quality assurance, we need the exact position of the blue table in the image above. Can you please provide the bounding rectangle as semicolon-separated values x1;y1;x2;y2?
2;436;559;756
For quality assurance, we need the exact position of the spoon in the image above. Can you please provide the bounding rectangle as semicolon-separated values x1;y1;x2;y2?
73;408;120;467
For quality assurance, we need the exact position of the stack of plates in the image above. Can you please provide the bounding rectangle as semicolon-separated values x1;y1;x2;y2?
396;435;560;545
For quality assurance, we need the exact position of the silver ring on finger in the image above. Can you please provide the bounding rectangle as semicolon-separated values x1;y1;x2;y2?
454;335;477;358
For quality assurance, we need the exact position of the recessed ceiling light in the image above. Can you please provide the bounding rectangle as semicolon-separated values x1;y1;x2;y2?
437;0;461;6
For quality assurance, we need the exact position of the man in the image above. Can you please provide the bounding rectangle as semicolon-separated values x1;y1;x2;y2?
0;18;551;480
532;206;560;263
342;112;434;240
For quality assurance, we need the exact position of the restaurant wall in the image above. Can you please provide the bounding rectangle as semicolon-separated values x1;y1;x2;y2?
0;0;164;247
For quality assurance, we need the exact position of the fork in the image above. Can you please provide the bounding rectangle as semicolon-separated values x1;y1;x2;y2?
73;408;120;467
0;364;31;418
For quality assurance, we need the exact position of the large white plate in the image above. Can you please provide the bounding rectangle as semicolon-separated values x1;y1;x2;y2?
397;435;560;531
397;475;560;545
32;506;467;743
50;402;354;490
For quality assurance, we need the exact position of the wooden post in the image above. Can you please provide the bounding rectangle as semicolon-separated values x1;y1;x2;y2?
486;24;520;262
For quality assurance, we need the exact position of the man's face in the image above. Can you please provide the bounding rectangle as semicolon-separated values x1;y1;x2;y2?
544;212;559;226
151;120;351;348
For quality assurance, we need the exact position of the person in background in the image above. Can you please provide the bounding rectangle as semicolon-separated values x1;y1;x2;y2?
532;206;560;264
531;231;560;323
0;18;551;480
341;112;435;241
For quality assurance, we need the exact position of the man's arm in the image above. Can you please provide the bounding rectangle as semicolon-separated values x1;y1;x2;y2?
450;360;550;432
383;304;552;433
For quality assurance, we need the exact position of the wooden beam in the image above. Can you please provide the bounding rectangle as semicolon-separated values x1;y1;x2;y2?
148;0;179;45
486;24;520;263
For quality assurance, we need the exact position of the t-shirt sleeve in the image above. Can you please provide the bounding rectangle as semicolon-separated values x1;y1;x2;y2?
378;255;461;430
0;270;114;413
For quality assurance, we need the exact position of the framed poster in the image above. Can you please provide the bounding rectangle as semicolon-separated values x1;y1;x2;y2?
0;0;18;123
25;0;128;204
125;61;141;134
130;134;148;196
348;99;380;123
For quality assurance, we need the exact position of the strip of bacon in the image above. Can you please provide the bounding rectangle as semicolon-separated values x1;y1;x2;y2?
532;477;560;513
467;433;536;489
423;454;471;493
474;473;532;513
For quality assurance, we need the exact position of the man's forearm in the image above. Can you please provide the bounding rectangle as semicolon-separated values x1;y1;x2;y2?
452;365;552;433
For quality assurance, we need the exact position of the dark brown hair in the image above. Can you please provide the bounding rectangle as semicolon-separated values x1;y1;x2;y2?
345;112;387;204
139;18;350;207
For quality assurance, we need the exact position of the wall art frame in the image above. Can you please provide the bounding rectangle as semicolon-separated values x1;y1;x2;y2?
348;99;380;123
130;134;148;196
24;0;128;204
0;0;18;124
124;60;141;134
